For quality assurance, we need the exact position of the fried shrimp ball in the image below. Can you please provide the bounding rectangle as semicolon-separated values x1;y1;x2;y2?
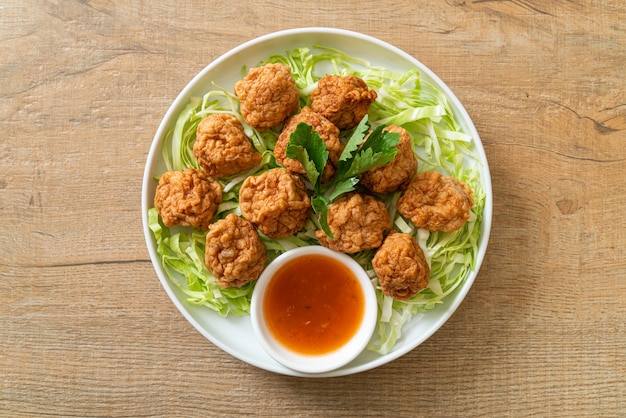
310;74;378;130
274;106;344;182
397;171;474;232
234;63;299;131
373;232;430;300
205;214;267;288
193;114;262;178
154;168;222;230
315;192;391;254
360;125;418;194
239;168;311;239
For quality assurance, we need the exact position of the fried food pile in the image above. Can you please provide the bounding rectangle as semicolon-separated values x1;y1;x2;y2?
154;62;474;299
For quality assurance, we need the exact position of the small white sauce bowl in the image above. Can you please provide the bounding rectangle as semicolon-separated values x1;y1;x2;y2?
250;245;378;374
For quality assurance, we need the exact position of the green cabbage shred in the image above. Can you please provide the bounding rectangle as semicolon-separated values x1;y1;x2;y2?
148;45;486;354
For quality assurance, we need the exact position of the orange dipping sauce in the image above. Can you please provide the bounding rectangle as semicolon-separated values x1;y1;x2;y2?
263;254;366;356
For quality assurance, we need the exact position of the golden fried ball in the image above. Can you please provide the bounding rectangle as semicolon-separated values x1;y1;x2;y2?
154;168;222;230
273;106;343;182
239;168;311;239
205;214;267;288
397;171;474;232
360;125;418;194
310;74;377;130
193;114;262;178
315;192;391;254
234;63;300;131
372;232;430;300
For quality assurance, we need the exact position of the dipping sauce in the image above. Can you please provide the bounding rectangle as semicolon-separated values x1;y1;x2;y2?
263;254;365;355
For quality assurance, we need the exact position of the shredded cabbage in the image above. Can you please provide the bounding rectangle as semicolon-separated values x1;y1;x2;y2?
148;45;486;353
147;207;254;316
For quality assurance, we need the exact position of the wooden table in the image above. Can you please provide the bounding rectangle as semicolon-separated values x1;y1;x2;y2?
2;1;625;416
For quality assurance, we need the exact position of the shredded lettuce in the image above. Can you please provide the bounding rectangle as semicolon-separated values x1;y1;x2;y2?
149;45;486;354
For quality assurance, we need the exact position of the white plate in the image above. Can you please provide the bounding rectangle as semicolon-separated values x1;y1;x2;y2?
142;27;493;377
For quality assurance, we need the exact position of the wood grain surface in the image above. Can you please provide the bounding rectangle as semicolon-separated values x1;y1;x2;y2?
2;1;625;416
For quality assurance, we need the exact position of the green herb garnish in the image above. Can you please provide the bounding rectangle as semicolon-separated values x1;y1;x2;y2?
285;115;399;238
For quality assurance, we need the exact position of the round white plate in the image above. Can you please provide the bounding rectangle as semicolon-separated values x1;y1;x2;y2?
142;27;493;377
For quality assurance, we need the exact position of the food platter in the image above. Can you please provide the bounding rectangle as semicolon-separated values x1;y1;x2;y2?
142;28;492;377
